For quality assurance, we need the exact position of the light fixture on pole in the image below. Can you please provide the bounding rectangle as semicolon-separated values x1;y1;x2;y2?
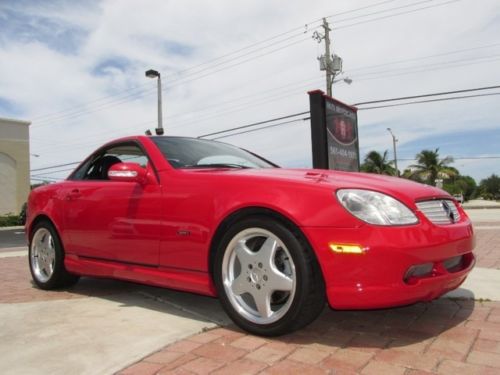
145;69;164;135
387;128;399;177
342;77;353;85
332;76;353;85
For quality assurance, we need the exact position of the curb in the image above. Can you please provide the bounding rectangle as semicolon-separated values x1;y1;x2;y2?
463;206;500;210
0;226;24;231
444;267;500;302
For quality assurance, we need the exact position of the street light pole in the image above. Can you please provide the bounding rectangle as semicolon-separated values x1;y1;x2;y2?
387;128;399;176
145;69;164;135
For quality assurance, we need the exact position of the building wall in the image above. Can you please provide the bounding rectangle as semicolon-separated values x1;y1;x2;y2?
0;118;31;215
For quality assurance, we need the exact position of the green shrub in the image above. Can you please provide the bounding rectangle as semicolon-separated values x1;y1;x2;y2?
0;213;21;227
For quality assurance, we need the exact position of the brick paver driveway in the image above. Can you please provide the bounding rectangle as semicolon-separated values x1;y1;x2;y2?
118;220;500;374
1;215;499;374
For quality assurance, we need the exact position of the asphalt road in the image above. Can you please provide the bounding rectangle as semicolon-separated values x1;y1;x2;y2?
0;228;26;249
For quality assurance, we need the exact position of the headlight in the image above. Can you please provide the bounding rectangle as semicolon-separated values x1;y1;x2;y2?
336;189;418;226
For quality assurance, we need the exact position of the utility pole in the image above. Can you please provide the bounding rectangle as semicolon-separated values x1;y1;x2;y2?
387;128;399;176
323;18;333;97
314;18;344;97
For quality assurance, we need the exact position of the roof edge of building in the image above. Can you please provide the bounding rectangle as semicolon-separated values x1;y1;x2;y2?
0;117;31;126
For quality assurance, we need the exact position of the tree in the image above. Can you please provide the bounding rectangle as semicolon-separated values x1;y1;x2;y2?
407;148;456;185
444;175;477;201
361;150;396;175
479;174;500;200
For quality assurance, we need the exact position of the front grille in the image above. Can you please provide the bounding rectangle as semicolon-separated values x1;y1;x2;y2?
416;199;461;225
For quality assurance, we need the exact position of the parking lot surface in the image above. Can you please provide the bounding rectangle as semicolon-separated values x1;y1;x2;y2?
1;208;499;374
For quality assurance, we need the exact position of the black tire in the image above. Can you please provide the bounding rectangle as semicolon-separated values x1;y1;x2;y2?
213;216;325;336
29;220;80;290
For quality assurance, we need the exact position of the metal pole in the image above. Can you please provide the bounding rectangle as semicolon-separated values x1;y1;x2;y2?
157;75;164;134
387;128;399;176
392;135;398;176
323;18;332;97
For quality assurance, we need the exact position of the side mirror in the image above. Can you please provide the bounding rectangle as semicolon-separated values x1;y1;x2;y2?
108;162;147;184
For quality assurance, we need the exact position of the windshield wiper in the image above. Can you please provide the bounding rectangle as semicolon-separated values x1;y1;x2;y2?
183;163;251;169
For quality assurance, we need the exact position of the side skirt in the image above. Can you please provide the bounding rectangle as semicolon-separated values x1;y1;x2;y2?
65;254;217;297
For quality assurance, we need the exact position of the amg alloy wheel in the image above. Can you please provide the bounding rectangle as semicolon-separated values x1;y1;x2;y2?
29;220;80;290
214;216;325;336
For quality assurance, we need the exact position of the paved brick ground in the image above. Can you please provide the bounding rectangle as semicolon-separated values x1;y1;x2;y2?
1;221;498;374
118;299;500;374
117;224;500;375
473;224;500;269
0;256;137;303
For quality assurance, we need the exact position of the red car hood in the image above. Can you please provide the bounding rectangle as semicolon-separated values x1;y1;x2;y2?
222;168;449;202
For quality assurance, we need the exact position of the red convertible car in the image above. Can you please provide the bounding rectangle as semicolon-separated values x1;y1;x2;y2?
26;136;475;336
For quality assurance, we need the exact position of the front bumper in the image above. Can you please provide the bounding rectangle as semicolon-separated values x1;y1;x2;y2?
302;220;475;309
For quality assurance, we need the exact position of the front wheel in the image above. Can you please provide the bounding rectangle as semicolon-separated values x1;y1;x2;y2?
214;216;325;336
29;220;80;290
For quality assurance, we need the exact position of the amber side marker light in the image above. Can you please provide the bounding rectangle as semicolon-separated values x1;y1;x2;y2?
329;243;366;254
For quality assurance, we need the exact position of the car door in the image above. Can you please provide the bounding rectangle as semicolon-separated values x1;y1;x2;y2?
63;141;162;266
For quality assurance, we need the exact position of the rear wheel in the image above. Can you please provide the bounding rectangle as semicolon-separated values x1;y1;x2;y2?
214;216;325;336
29;220;80;290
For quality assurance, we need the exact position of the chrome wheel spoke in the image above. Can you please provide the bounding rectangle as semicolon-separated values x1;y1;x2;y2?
268;268;293;292
255;237;278;268
252;289;272;319
234;241;253;265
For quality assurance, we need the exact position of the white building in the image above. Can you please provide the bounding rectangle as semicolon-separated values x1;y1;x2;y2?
0;117;31;215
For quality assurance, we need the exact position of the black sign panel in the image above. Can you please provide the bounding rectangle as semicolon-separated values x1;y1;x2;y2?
309;90;359;171
325;98;359;171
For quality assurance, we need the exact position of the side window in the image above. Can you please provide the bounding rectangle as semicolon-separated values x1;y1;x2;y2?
71;143;149;181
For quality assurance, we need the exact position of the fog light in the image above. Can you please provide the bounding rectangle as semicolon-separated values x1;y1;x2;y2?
404;263;433;283
329;243;365;254
443;255;463;272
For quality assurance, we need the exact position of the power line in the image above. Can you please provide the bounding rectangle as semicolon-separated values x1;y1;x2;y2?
38;47;497;129
31;32;316;123
211;117;310;141
30;82;500;173
331;0;437;24
345;56;500;85
32;82;322;155
35;51;498;149
349;54;500;81
32;41;500;153
30;1;401;123
32;35;315;127
31;166;80;176
198;111;309;138
333;0;461;31
31;161;82;172
354;84;500;106
398;156;500;161
358;92;500;110
347;42;500;74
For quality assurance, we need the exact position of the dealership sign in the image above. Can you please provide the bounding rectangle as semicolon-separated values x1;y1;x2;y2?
309;90;359;171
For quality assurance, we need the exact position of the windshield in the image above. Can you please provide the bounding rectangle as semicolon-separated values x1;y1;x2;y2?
151;137;278;169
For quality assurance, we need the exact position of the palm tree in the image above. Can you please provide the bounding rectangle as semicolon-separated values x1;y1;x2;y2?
408;148;456;185
361;150;396;175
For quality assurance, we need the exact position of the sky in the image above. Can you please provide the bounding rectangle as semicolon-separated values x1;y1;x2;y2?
0;0;499;183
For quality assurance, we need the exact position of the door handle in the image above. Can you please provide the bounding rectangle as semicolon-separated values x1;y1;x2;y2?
66;189;81;200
